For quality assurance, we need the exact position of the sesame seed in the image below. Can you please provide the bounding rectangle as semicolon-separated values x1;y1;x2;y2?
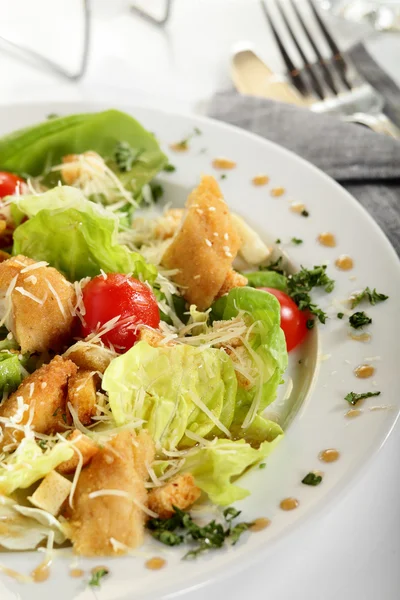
213;232;219;237
196;208;204;215
208;206;216;211
224;233;229;240
225;251;233;258
193;274;201;280
205;239;212;247
223;246;230;252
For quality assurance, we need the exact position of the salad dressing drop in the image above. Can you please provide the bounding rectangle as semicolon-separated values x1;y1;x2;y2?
354;364;375;378
335;255;353;270
319;449;340;463
145;557;166;570
279;498;299;511
250;517;271;531
31;560;51;583
318;232;336;247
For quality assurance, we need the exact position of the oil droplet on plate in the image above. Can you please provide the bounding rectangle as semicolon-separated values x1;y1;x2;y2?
31;562;51;583
354;364;375;378
270;187;285;197
346;409;362;418
318;232;336;247
250;517;271;531
335;254;354;270
70;569;84;578
349;333;371;343
319;448;340;463
145;557;167;571
280;497;299;511
211;158;236;170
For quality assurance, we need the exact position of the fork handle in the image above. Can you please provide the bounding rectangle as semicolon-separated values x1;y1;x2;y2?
344;112;400;139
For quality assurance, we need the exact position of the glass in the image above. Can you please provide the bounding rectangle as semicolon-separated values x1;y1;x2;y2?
318;0;400;30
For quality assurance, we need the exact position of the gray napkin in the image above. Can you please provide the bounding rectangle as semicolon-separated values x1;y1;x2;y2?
208;44;400;254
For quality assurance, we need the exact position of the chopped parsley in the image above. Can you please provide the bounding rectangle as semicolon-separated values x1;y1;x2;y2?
150;182;164;202
114;141;143;172
88;567;109;587
46;113;59;120
302;472;322;486
344;391;381;406
259;256;286;276
306;319;315;329
287;265;335;324
275;238;281;244
220;174;227;180
163;163;176;173
37;440;47;450
147;506;253;559
174;128;202;151
301;209;309;217
291;237;303;245
348;311;372;329
337;312;344;319
259;462;266;469
350;287;388;309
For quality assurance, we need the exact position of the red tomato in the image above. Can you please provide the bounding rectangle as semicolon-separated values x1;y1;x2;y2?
81;273;160;351
258;287;308;352
0;172;25;198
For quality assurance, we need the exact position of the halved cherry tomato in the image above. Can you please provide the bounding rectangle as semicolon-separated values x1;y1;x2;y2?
81;273;160;352
258;287;308;352
0;172;25;198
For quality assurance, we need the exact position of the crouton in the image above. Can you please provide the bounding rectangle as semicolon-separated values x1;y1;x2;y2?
224;346;253;390
0;255;76;353
29;471;72;516
64;342;114;374
67;370;98;426
57;430;100;475
215;270;248;299
0;356;77;450
161;176;241;310
137;326;176;348
64;431;155;556
132;430;156;481
147;473;201;519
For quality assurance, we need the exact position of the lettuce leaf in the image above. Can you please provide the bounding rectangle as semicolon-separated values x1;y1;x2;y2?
245;271;288;292
102;341;237;451
211;287;288;430
0;440;73;496
180;437;282;505
0;351;24;395
12;186;157;283
0;109;167;194
0;496;66;550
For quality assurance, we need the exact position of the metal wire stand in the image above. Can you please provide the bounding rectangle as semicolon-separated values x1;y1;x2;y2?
0;0;91;81
130;0;173;26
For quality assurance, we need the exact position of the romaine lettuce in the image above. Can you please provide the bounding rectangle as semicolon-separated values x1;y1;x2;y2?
0;109;167;194
0;440;73;496
102;341;237;451
12;186;157;283
211;287;288;431
0;352;24;395
180;437;282;505
245;270;288;292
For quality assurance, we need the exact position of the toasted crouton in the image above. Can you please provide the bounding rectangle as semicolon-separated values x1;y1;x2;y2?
216;270;248;299
64;431;155;556
161;176;241;310
147;473;201;519
0;255;76;353
64;342;114;374
29;471;72;516
57;430;100;475
0;356;77;450
67;370;98;426
137;326;176;348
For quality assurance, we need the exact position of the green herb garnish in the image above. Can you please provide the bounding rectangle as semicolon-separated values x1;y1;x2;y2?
114;141;143;172
302;472;323;486
344;391;381;406
220;174;227;180
275;238;281;244
37;440;47;450
259;256;286;276
259;462;266;469
89;567;109;587
150;182;164;202
291;237;303;245
348;311;372;329
163;163;176;173
46;113;60;120
306;319;315;329
337;312;344;319
287;265;334;324
147;506;253;559
174;128;202;151
350;287;388;309
301;209;309;217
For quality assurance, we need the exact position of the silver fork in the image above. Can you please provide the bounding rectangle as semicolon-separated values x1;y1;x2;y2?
261;0;400;138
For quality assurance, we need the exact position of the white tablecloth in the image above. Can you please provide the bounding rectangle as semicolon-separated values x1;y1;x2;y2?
1;2;399;598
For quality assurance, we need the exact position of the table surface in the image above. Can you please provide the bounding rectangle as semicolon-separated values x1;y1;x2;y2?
1;2;400;599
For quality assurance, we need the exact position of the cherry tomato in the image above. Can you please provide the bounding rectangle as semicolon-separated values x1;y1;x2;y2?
81;273;160;351
0;172;25;198
258;287;308;352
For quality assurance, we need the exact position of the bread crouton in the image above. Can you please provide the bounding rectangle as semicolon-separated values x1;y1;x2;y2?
29;471;72;516
64;342;114;373
57;430;100;475
0;356;77;450
216;270;248;299
67;369;98;426
0;255;76;353
161;176;241;310
137;326;175;348
64;431;155;556
147;473;201;519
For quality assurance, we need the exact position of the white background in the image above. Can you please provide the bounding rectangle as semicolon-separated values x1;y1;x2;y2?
1;1;400;598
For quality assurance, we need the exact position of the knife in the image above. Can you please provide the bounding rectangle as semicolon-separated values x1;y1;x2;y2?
231;48;311;106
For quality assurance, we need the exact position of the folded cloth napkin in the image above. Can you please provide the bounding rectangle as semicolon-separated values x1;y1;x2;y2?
208;44;400;254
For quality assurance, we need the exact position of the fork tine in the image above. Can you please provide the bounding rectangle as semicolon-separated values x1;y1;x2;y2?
308;0;352;91
260;0;309;97
289;0;339;96
275;1;325;100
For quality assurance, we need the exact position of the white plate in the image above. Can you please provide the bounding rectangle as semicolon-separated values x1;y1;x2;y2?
0;102;399;600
